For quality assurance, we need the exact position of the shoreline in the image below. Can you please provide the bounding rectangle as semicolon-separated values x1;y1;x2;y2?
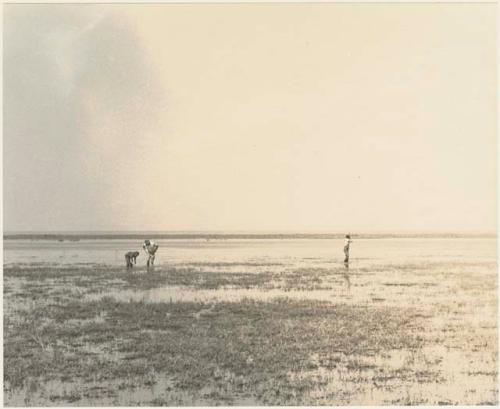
3;232;496;241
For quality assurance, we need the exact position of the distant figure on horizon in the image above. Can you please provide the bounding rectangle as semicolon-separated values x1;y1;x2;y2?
143;239;159;269
344;234;352;263
125;251;139;269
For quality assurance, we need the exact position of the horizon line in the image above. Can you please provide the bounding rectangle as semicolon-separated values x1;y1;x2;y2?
3;230;497;238
4;229;497;232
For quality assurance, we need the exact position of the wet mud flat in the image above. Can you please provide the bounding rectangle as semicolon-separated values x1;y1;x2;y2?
3;258;498;406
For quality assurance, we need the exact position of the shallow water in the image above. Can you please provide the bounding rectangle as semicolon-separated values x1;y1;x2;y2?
3;237;496;267
4;372;258;406
5;237;497;314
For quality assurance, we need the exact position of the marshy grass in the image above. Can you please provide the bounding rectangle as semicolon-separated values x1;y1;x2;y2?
4;293;424;405
3;260;498;405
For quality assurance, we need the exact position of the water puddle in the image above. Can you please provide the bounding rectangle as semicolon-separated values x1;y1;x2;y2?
86;285;356;305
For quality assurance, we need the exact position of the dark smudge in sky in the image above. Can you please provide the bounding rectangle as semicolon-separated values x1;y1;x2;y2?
4;5;166;230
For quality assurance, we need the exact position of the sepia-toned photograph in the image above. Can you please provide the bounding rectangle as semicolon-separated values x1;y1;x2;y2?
2;1;498;406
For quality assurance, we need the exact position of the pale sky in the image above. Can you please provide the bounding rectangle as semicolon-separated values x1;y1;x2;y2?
3;3;497;232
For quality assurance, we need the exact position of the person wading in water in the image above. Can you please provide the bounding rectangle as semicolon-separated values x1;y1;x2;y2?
125;251;139;269
344;234;352;263
143;239;159;269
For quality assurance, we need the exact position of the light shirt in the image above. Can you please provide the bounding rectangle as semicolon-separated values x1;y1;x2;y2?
143;240;159;255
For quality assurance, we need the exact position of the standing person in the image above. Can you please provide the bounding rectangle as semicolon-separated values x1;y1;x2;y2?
143;239;159;269
344;234;352;263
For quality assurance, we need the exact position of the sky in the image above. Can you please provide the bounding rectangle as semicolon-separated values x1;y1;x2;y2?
3;3;497;232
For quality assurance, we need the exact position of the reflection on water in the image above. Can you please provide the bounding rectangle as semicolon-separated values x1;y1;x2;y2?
343;262;351;289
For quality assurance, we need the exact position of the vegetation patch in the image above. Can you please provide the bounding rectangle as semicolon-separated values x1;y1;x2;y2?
4;292;422;405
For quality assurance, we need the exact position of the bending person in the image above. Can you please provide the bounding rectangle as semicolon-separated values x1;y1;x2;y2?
125;251;139;269
143;239;159;269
